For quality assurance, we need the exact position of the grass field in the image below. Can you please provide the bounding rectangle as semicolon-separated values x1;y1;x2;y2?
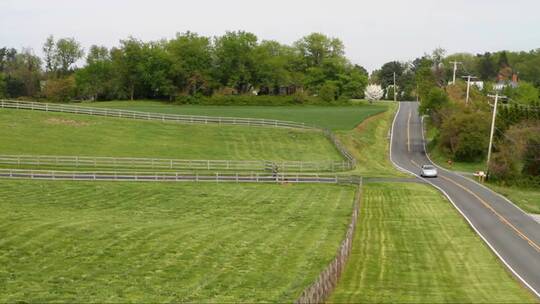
84;100;388;130
337;103;406;177
0;180;355;302
0;108;342;161
329;182;535;303
486;184;540;214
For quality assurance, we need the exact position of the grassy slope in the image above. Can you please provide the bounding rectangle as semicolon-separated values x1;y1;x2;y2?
337;103;406;177
0;180;355;302
0;109;342;161
425;120;540;214
329;182;535;303
487;184;540;215
84;100;388;130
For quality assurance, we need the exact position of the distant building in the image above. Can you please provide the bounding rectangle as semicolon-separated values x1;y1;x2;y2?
494;73;519;91
471;81;484;91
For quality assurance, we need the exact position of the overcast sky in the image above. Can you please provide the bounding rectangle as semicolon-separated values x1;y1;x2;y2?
1;0;539;71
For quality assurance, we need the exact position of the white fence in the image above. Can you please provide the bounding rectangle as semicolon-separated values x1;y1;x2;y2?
0;155;353;172
0;168;362;184
0;100;314;129
0;100;357;170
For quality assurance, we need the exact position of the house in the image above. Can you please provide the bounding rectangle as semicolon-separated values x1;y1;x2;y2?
494;73;519;91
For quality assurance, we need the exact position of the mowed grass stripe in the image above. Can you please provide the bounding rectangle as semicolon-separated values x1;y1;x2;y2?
329;182;535;303
0;180;354;302
0;109;342;161
86;101;389;130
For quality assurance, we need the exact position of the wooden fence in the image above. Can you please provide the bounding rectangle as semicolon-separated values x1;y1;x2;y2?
296;179;362;304
0;155;353;172
0;168;362;184
0;100;356;170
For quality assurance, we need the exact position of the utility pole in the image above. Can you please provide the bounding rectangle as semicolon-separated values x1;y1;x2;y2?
486;93;507;175
450;61;461;85
462;75;477;105
393;72;397;102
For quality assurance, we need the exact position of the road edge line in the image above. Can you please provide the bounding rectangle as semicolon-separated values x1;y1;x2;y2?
419;116;538;222
389;102;540;299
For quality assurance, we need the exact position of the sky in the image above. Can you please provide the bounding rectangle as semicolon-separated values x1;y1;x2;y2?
1;0;539;71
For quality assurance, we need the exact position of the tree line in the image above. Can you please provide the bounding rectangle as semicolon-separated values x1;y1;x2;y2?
412;49;540;185
0;32;370;103
371;48;540;104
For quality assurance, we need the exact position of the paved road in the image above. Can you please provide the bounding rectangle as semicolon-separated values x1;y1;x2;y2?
390;101;540;298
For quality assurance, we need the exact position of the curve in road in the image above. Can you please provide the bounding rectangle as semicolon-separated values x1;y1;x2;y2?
390;101;540;298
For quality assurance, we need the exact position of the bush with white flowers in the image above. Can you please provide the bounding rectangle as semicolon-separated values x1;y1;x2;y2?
364;84;384;102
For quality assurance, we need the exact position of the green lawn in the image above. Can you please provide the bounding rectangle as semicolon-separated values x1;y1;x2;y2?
337;103;406;177
83;100;388;130
329;182;535;303
0;109;342;161
0;180;355;302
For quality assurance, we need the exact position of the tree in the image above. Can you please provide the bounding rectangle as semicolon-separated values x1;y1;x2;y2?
43;75;76;101
477;52;498;81
341;68;368;99
0;73;6;97
507;82;539;105
42;35;57;74
55;37;84;75
213;31;258;94
112;37;145;100
319;81;338;102
138;41;174;99
75;45;114;100
168;31;213;95
378;61;404;90
522;137;540;176
294;33;344;69
252;40;296;94
419;87;448;115
364;84;384;102
0;48;42;97
439;110;490;161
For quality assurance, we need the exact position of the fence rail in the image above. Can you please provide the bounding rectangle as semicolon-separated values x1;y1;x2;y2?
296;179;362;303
0;99;315;129
0;155;353;172
0;100;356;170
0;168;362;184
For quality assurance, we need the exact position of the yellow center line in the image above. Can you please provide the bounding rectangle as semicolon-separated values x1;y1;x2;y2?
410;159;420;167
439;175;540;253
407;110;412;153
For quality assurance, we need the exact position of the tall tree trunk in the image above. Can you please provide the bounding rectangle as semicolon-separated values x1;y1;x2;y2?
130;84;134;101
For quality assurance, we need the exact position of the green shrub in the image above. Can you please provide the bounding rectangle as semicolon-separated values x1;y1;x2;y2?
43;76;76;102
439;110;490;161
174;94;349;106
319;82;338;102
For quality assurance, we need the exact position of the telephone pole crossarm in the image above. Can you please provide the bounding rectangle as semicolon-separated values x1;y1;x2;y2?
450;61;462;85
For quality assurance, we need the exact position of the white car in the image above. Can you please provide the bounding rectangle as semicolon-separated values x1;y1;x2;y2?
420;165;438;178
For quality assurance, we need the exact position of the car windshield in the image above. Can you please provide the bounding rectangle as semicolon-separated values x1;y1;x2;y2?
423;165;435;170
